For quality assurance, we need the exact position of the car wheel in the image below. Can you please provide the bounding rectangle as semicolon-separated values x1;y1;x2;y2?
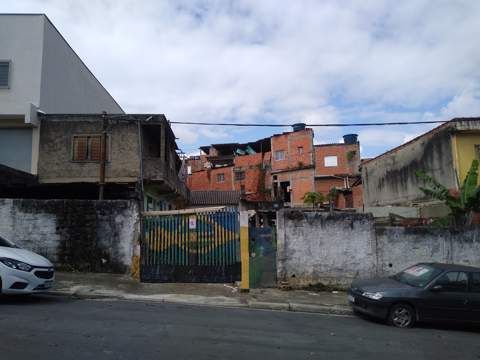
388;303;415;328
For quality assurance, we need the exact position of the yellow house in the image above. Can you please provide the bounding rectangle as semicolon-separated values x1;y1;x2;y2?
452;128;480;185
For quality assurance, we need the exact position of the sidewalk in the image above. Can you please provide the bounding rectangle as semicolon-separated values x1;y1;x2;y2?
49;272;352;316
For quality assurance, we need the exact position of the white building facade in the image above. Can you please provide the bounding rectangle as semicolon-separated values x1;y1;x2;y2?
0;14;123;173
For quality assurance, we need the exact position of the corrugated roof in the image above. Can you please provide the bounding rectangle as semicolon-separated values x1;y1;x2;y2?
189;190;241;206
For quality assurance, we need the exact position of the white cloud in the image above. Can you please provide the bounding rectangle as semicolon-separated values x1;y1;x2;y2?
2;0;480;153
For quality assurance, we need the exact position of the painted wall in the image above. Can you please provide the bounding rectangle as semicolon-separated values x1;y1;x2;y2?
277;209;376;287
277;209;480;288
39;17;123;114
0;199;139;273
452;132;480;184
0;128;32;172
0;15;44;116
376;226;480;276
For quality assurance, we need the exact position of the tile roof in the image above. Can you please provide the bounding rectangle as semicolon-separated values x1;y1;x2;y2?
189;190;241;206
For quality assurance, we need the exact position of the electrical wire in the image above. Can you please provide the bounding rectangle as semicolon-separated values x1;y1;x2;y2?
169;120;447;127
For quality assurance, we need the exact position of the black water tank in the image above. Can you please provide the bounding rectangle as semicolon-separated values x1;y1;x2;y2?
292;123;306;132
343;134;358;144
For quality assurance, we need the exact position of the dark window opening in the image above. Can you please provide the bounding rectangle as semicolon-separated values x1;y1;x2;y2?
235;171;245;181
217;173;225;183
142;125;161;158
280;181;291;203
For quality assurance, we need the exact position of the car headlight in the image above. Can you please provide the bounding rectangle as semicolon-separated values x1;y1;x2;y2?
0;258;33;272
362;291;384;300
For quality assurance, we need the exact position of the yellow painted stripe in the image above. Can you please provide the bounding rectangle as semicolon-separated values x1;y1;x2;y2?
240;226;249;290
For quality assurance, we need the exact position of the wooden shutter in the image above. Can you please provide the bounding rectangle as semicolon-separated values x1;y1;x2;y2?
73;136;88;161
90;136;102;161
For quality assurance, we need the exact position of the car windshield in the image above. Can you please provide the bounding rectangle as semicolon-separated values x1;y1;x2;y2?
0;235;17;248
392;264;443;288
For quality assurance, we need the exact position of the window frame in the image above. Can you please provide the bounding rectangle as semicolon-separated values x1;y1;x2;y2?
324;155;338;167
216;173;225;183
433;271;469;293
0;60;11;89
470;272;480;293
234;170;246;181
297;146;304;154
71;134;111;163
274;150;286;161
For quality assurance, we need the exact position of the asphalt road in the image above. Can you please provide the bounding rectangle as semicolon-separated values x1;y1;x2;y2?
1;295;479;360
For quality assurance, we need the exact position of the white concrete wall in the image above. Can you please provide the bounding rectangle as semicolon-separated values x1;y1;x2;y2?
39;17;123;114
277;209;480;288
0;14;44;115
0;14;123;174
277;209;377;287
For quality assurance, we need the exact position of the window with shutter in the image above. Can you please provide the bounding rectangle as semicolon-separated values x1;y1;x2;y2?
72;135;108;162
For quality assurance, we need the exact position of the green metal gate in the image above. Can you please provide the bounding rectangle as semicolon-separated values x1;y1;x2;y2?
141;207;241;283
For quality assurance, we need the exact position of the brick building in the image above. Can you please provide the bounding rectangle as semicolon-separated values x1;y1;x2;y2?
186;124;363;209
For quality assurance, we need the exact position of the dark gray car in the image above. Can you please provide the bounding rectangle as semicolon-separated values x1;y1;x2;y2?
348;263;480;328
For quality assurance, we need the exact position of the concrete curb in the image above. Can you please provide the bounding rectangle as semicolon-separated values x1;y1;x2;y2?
47;289;353;316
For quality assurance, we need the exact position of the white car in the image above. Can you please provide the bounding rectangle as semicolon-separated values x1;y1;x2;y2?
0;234;55;294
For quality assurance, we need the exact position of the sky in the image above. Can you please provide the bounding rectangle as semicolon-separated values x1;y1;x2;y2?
2;0;480;158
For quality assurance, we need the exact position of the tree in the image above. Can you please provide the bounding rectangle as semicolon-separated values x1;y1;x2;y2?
302;192;325;208
415;159;480;226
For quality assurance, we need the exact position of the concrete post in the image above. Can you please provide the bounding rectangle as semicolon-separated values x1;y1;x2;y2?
240;210;249;291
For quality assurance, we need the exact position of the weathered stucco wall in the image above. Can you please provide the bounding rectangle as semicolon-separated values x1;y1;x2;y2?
277;209;376;287
277;209;480;288
362;126;456;206
0;199;139;273
376;226;480;276
38;116;140;183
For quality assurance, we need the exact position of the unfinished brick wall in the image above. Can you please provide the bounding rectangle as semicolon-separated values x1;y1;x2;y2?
276;168;315;205
271;129;314;172
233;152;272;201
187;170;211;191
209;167;234;191
315;143;360;176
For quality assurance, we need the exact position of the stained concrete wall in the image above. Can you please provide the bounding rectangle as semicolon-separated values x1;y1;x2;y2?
277;209;376;287
376;226;480;276
0;199;139;273
362;125;456;206
38;116;140;183
277;209;480;288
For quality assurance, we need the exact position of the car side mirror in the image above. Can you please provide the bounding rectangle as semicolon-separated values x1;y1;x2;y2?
431;284;443;292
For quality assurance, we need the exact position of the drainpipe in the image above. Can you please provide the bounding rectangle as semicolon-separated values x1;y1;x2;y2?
99;111;108;200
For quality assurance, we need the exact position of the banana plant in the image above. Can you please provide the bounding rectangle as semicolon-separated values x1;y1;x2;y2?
415;160;480;226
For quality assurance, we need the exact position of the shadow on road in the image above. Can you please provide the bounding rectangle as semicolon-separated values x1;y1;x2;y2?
352;312;480;334
0;294;72;306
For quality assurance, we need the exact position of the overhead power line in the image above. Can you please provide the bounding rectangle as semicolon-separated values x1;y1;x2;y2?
169;120;447;127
